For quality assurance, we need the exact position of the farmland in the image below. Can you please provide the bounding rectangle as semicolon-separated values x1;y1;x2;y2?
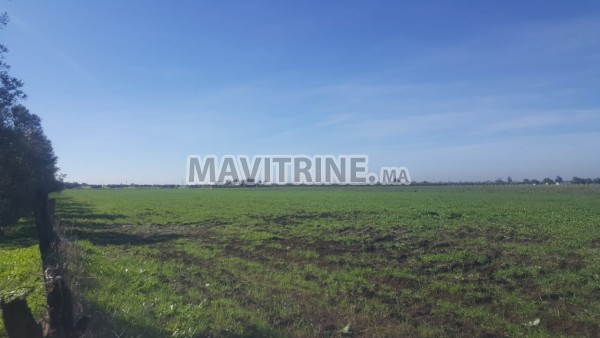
3;185;600;337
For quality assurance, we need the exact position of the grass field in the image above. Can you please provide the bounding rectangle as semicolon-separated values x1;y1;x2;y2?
3;185;600;337
0;222;47;337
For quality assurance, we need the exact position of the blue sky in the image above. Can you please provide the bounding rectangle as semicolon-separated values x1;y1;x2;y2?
3;1;600;183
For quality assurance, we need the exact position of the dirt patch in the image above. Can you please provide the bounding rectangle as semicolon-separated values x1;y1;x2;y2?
262;210;380;227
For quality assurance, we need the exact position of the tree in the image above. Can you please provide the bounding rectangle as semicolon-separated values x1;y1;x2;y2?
1;14;88;338
507;176;513;184
555;176;563;184
0;15;60;230
542;177;554;185
1;105;61;226
0;14;26;108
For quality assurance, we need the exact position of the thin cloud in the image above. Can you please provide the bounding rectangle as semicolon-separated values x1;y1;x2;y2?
316;113;358;127
10;13;93;80
484;110;599;133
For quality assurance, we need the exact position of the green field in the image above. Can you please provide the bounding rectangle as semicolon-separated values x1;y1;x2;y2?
0;223;47;337
3;186;600;337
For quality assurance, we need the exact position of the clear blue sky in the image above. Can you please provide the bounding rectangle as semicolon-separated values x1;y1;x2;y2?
3;1;600;183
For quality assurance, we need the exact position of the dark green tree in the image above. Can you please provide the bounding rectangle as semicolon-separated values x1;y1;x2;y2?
542;177;554;185
1;14;60;230
0;15;90;338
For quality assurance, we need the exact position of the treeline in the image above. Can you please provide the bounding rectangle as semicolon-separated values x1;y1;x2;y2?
413;176;600;186
1;13;60;228
1;13;89;337
62;182;183;189
61;175;600;189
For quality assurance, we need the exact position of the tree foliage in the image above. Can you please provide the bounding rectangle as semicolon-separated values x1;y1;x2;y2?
0;14;60;228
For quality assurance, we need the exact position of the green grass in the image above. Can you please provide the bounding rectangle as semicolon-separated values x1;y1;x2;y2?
4;185;600;337
0;223;46;337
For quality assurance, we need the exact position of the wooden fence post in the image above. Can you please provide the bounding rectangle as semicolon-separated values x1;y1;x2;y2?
1;192;89;338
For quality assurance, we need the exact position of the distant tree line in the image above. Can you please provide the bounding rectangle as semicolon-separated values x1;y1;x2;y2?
60;175;600;189
62;182;183;189
412;176;600;186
